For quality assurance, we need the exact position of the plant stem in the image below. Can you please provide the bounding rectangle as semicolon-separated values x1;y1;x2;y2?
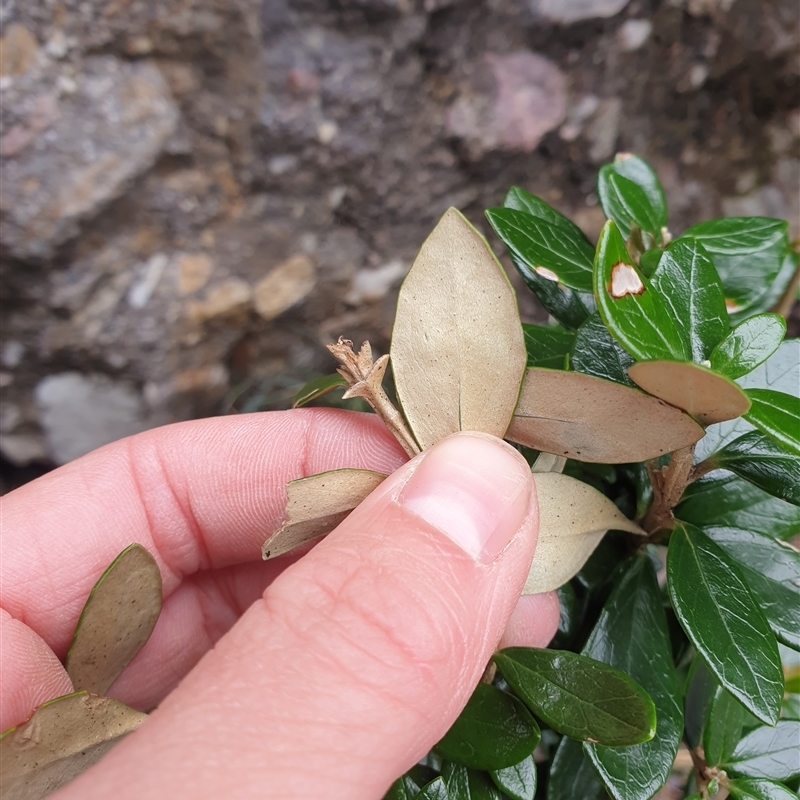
642;445;695;535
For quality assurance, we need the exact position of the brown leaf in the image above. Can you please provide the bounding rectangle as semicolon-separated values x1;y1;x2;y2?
505;368;704;463
627;360;752;425
390;207;527;449
0;692;146;800
262;469;388;560
523;472;644;594
65;544;162;696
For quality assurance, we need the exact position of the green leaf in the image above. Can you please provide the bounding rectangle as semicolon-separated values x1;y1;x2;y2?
598;167;661;239
684;658;717;748
727;777;800;800
489;755;536;800
570;313;635;386
744;389;800;457
682;217;789;316
551;583;584;649
414;777;449;800
441;763;502;800
435;683;541;771
503;186;583;229
582;556;683;800
748;250;800;322
593;220;688;361
65;544;162;696
494;648;656;746
604;154;668;232
704;684;751;766
783;694;800;720
521;323;575;369
666;521;783;725
709;314;787;380
486;208;595;292
696;340;799;462
385;775;423;800
712;431;800;505
291;373;347;408
724;721;800;781
702;528;800;650
391;207;527;450
639;247;662;277
676;473;800;541
650;237;729;361
546;735;606;800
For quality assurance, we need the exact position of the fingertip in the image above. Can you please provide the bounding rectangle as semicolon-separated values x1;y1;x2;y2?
498;591;561;650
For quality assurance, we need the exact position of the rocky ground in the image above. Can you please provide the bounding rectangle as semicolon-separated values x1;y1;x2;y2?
0;0;798;488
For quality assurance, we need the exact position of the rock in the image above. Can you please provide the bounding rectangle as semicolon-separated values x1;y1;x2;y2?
0;23;39;77
585;97;623;163
187;279;253;322
34;373;154;464
177;253;214;295
0;56;178;260
0;433;49;466
617;19;653;51
127;253;169;309
447;52;567;159
530;0;630;24
253;254;316;320
346;259;408;304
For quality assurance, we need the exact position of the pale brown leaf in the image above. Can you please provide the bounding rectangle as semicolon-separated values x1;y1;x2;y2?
0;692;146;800
523;472;644;594
262;469;388;560
390;207;527;450
506;368;704;463
628;360;751;425
65;544;162;696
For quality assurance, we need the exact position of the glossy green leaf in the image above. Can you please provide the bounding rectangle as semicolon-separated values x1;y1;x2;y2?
435;683;540;771
291;373;347;408
582;556;683;800
385;775;423;800
503;186;583;230
702;528;800;650
570;313;635;386
414;777;449;800
749;250;800;322
494;648;656;746
727;777;800;800
638;247;662;276
744;389;800;457
605;154;668;231
709;314;787;380
513;264;595;329
682;217;789;315
441;763;502;800
593;220;688;362
724;721;800;781
551;583;584;649
676;473;800;541
521;323;575;369
546;735;606;800
704;685;751;766
696;340;799;462
489;755;536;800
598;167;661;239
684;657;717;748
650;237;729;361
782;694;800;720
713;431;800;505
666;522;783;725
486;208;595;292
65;544;163;696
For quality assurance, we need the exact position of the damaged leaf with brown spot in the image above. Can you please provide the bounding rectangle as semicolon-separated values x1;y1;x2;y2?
390;207;527;450
628;360;751;425
262;469;388;559
506;368;703;463
522;473;644;595
0;692;146;800
65;543;162;696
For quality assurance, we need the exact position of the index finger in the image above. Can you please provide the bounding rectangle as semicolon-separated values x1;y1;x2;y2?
0;409;407;656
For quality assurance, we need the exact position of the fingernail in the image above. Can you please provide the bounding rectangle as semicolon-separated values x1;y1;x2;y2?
399;433;532;564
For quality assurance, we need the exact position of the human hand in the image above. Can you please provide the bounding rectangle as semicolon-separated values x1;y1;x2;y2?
0;409;559;799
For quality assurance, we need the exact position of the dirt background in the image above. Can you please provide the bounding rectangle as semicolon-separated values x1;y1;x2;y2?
1;0;798;489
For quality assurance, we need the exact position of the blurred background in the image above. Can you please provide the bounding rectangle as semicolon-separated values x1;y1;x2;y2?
0;0;798;490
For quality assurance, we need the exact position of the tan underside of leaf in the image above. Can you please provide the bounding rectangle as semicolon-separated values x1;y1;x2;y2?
0;692;146;800
506;368;704;463
65;544;162;696
523;472;644;594
390;207;527;450
262;469;388;560
628;360;751;425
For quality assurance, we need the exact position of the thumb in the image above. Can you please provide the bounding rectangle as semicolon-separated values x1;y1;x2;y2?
62;433;554;800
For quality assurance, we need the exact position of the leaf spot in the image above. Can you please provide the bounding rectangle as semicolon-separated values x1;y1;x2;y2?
609;262;645;297
534;265;560;282
724;298;741;312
